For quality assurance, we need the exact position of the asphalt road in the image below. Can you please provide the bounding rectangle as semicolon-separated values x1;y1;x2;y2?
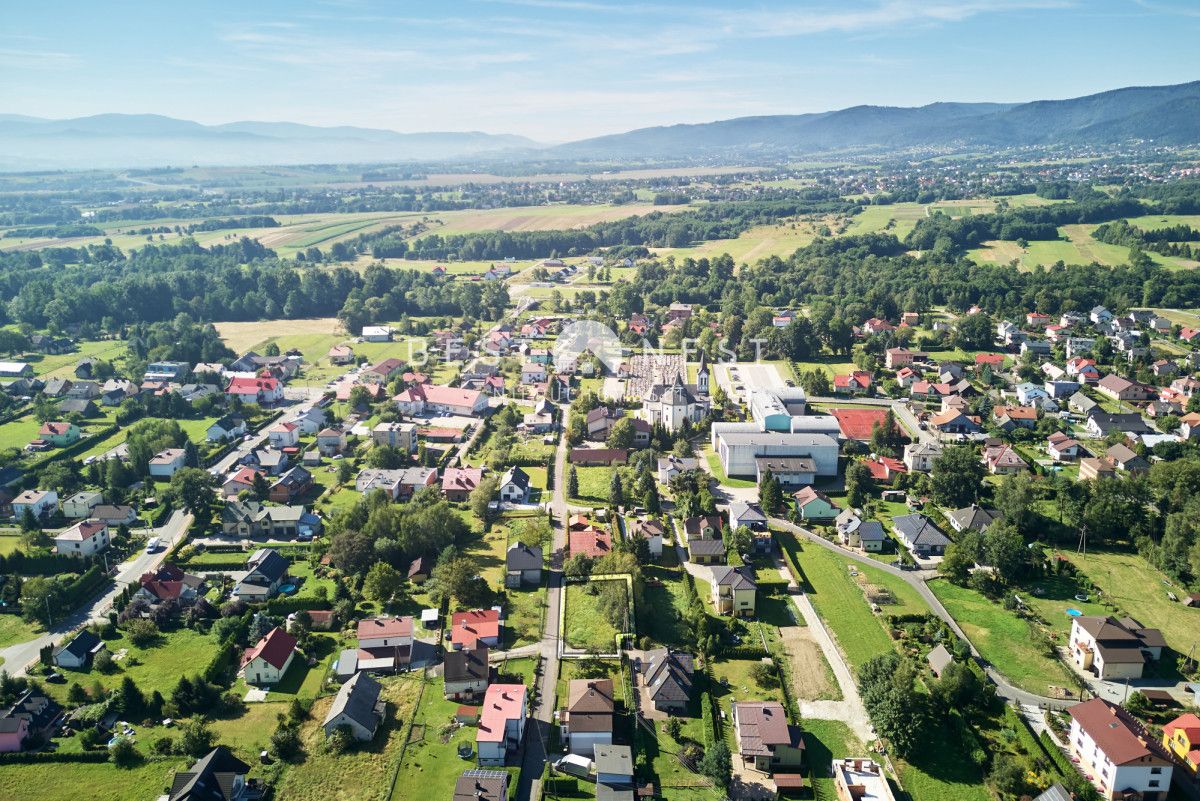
0;509;193;675
768;516;1078;710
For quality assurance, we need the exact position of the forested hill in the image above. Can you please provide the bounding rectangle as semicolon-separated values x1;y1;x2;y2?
553;80;1200;159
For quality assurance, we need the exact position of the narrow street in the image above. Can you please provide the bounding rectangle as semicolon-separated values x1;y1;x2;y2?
515;426;569;801
0;510;194;674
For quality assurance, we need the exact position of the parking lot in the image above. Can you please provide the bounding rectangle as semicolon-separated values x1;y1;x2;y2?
715;361;786;405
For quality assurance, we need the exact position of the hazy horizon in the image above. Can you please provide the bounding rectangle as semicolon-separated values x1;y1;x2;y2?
3;0;1200;140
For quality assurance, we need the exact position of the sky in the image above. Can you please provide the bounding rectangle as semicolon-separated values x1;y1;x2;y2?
1;0;1199;141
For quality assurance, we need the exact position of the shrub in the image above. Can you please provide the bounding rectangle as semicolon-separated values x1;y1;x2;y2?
110;738;143;768
272;725;302;760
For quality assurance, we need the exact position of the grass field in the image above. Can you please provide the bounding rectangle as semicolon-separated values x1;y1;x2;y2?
1064;550;1200;655
0;758;177;801
214;317;344;354
278;675;422;801
784;534;914;671
653;219;819;265
928;579;1075;696
969;223;1199;271
801;719;869;800
894;719;991;801
568;465;614;505
638;566;696;648
46;628;218;702
845;202;928;239
563;580;625;653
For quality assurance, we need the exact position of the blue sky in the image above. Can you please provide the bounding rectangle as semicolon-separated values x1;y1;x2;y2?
1;0;1198;141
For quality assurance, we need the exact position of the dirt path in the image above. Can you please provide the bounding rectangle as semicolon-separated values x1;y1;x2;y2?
778;626;839;701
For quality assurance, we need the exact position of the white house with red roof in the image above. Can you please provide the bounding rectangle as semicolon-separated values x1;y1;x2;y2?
226;376;283;405
477;684;527;765
452;609;501;650
394;384;488;417
1047;431;1081;462
1067;698;1173;800
54;519;109;558
267;421;300;449
982;443;1027;475
241;627;297;686
357;616;413;653
862;318;895;335
833;371;872;395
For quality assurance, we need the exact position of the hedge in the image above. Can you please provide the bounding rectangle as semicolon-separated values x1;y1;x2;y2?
62;565;108;606
1039;730;1075;777
150;501;174;527
265;596;333;615
1004;704;1063;779
770;649;801;723
700;690;717;748
26;424;119;474
721;645;770;661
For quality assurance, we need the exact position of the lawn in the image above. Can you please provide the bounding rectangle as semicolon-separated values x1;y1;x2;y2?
0;612;40;652
563;580;625;653
0;411;44;450
0;758;178;801
555;658;625;709
801;719;868;800
637;566;696;648
928;579;1076;696
708;657;783;721
894;718;991;801
48;628;219;702
391;675;521;801
504;582;547;649
569;465;614;505
277;675;422;801
782;534;913;672
1064;549;1200;655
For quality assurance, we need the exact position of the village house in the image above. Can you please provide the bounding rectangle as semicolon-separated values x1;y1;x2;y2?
453;609;502;650
453;771;509;801
711;565;757;617
498;466;530;503
221;501;309;538
270;465;313;503
61;490;103;519
1067;698;1173;800
37;421;79;447
638;648;694;714
328;344;355;365
1162;713;1200;777
1047;431;1082;461
0;688;61;753
1097;374;1154;403
241;627;297;685
792;486;840;521
1070;615;1165;680
371;421;418;452
394;383;488;417
316;426;348;456
892;514;950;558
732;701;805;773
148;447;188;478
444;646;491;701
165;747;253;801
903;441;942;472
833;371;873;395
233;548;290;601
206;415;247;442
477;684;527;766
561;678;615;756
135;563;203;606
982;442;1027;475
225;375;283;405
656;455;699;484
53;629;106;670
54;519;109;558
505;542;542;588
323;671;386;742
442;467;485;502
12;489;58;521
945;504;999;533
361;325;393;342
266;421;300;449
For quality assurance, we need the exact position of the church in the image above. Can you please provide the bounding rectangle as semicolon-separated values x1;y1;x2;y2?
642;355;710;432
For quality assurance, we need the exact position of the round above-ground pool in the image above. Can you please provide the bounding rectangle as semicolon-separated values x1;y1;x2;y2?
1066;608;1083;616
1074;594;1089;602
279;583;297;594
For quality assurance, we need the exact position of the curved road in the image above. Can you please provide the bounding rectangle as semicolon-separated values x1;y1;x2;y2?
767;516;1078;710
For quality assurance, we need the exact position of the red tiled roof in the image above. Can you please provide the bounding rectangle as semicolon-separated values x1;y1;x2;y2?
477;684;525;743
569;529;612;557
1069;698;1170;766
395;383;483;408
357;616;413;640
442;467;483;493
243;627;296;671
974;353;1005;366
226;376;279;394
863;457;906;481
452;609;501;649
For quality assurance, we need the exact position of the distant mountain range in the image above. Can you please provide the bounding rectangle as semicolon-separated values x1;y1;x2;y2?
551;80;1200;159
0;114;540;170
2;80;1199;170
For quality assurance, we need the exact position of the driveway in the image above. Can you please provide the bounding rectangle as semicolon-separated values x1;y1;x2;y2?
0;510;193;675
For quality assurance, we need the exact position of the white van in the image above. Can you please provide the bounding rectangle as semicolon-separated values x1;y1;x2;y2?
145;537;161;553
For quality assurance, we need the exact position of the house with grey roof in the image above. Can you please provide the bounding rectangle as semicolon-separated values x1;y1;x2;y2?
945;504;999;533
167;746;252;801
505;542;542;588
892;514;950;558
323;671;386;741
639;648;694;714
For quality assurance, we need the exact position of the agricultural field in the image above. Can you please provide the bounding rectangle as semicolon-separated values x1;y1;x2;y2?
214;317;345;355
969;223;1200;271
277;675;422;801
0;758;179;801
844;202;928;239
653;219;820;265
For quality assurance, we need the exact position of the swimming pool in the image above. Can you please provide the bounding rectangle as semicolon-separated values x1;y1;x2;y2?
1066;608;1082;617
